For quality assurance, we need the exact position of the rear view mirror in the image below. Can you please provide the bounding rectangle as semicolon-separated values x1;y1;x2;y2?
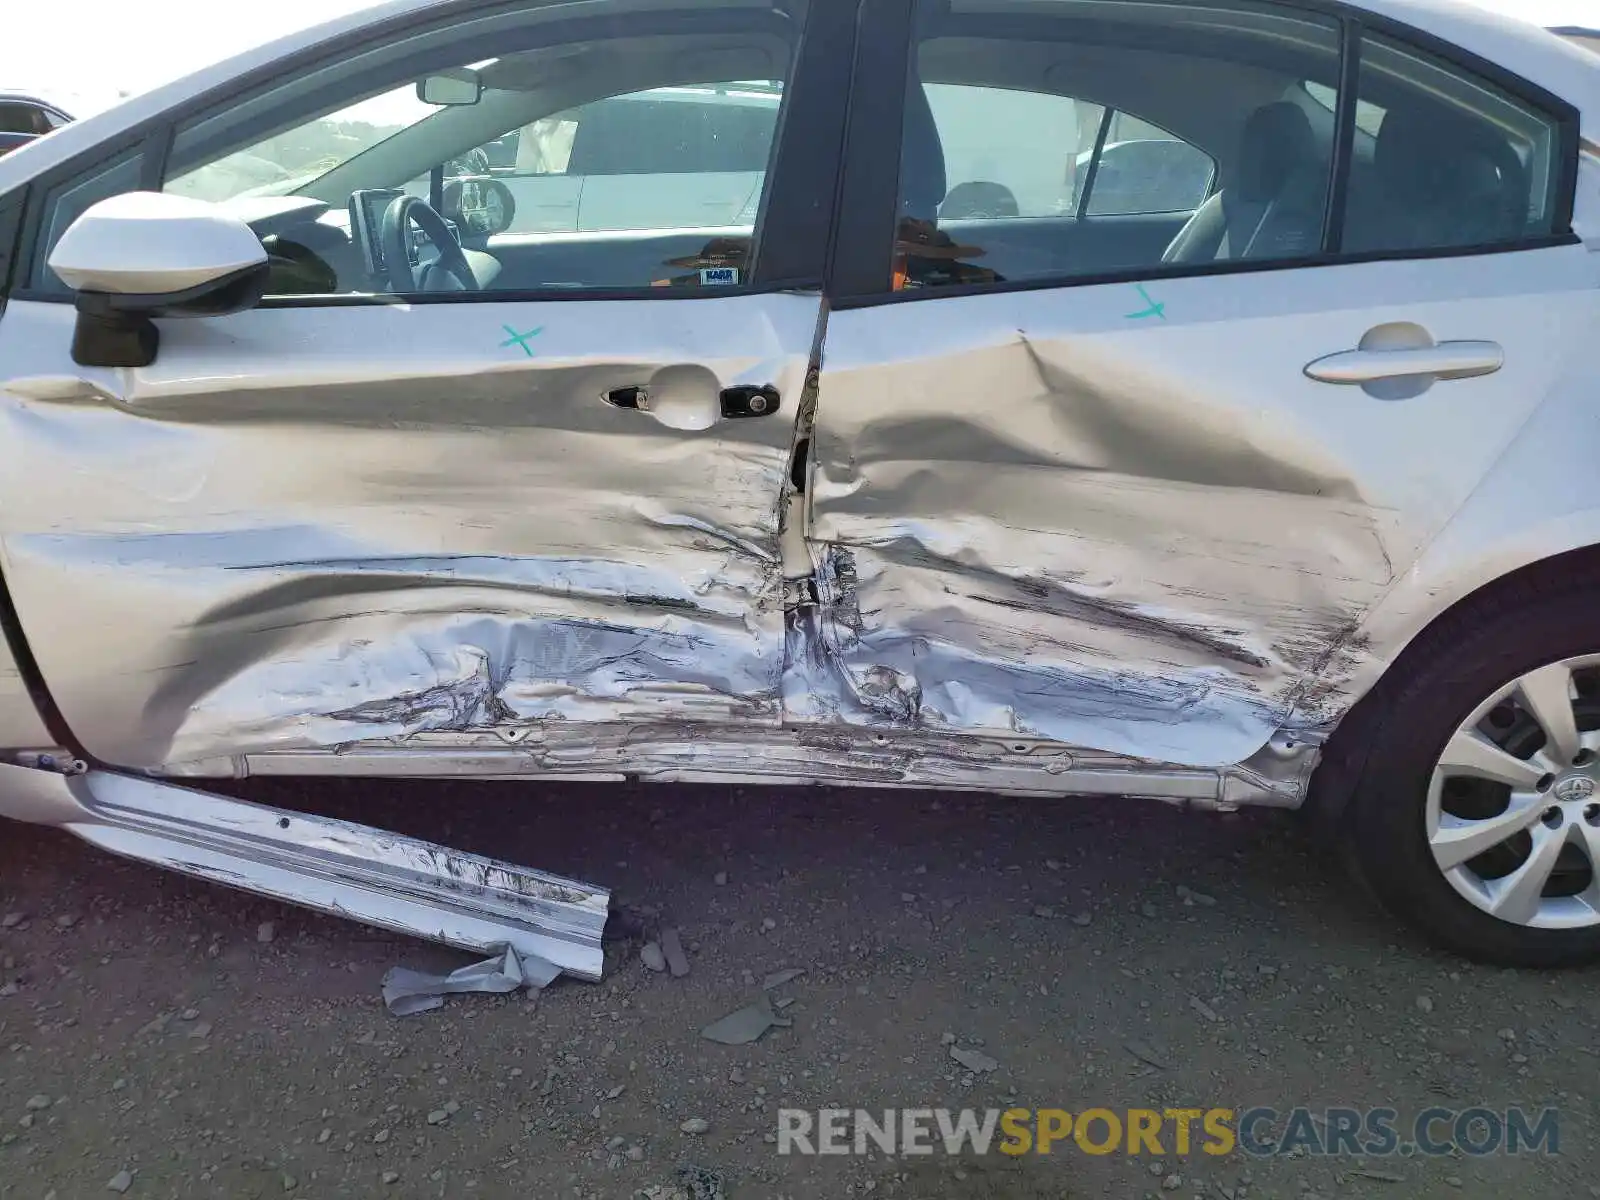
418;70;483;106
47;191;269;369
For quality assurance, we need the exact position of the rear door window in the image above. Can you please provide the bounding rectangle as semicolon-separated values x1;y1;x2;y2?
922;85;1214;221
1082;123;1216;216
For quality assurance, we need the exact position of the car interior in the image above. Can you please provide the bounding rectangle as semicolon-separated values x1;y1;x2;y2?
903;11;1552;289
196;32;794;297
181;3;1551;301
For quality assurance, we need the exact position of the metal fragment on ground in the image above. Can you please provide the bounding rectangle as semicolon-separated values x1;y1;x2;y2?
660;927;690;977
700;994;792;1045
761;967;805;989
382;945;561;1016
1123;1039;1171;1070
949;1045;1000;1073
676;1163;727;1200
0;766;612;980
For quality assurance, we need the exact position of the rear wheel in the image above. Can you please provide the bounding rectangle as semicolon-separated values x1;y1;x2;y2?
1340;581;1600;967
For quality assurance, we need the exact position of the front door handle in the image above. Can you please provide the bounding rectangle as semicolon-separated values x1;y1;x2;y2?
1304;323;1502;400
718;384;781;418
601;380;781;431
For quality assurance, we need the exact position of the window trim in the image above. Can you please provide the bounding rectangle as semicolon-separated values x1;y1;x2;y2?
1320;15;1362;255
826;0;1584;308
827;0;916;300
1072;106;1113;220
827;232;1583;311
10;0;842;306
0;188;24;301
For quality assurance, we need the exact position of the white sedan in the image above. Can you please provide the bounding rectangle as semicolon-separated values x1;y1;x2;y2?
0;0;1597;972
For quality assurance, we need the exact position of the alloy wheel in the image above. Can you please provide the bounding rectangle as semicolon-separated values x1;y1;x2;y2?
1427;655;1600;930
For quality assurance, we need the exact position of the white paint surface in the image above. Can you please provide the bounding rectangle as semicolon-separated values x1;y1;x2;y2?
47;192;267;296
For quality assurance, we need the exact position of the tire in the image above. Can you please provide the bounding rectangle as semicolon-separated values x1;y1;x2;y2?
1338;567;1600;968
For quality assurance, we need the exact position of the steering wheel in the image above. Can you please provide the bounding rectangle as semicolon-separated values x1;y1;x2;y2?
380;195;480;293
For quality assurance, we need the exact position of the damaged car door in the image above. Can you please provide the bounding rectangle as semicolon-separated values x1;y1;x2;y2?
0;0;843;773
807;0;1592;768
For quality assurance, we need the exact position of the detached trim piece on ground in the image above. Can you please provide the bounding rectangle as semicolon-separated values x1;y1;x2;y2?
0;761;610;980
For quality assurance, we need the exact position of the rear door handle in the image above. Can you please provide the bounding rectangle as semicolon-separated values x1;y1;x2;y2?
1305;341;1504;386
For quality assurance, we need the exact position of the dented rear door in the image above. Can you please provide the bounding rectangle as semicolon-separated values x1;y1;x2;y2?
806;259;1593;768
804;0;1593;769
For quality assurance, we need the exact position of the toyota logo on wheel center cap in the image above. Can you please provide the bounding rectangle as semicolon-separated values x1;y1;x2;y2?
1554;776;1596;802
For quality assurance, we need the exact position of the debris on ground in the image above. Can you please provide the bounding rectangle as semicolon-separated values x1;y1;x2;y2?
660;927;691;977
676;1163;726;1200
762;967;805;990
106;1170;133;1193
679;1117;711;1134
641;942;667;973
381;945;561;1016
4;781;1584;1199
700;994;792;1045
1190;995;1221;1023
1124;1039;1171;1070
949;1045;1000;1073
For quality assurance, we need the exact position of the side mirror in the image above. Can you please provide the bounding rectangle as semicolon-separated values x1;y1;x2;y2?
47;192;269;369
417;70;483;106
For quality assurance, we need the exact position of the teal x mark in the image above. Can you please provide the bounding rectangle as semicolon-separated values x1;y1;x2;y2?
1125;284;1166;321
500;324;544;356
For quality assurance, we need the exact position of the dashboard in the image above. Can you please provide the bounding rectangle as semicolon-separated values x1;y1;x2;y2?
348;188;466;288
224;188;504;296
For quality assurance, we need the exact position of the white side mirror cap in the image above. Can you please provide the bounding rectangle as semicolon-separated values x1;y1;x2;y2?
48;191;266;296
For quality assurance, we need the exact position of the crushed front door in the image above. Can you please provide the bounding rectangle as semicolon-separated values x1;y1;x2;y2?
0;293;817;769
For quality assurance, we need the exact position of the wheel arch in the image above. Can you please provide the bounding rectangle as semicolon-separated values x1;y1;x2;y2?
1302;518;1600;832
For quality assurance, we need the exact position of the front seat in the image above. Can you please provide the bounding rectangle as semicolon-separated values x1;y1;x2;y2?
1163;101;1327;263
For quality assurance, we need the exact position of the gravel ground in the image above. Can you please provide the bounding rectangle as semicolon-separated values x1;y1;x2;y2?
1;780;1596;1199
